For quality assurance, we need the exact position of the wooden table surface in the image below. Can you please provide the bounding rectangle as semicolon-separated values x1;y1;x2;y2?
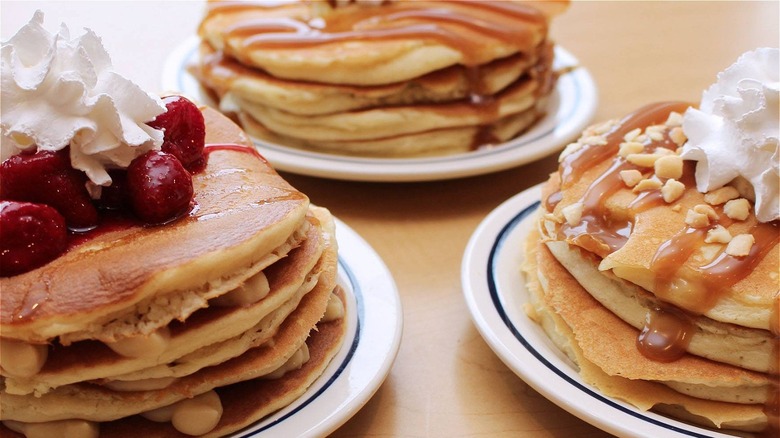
2;2;778;437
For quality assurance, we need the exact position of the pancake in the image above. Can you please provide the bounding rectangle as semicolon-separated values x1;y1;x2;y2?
0;108;310;344
195;40;538;116
192;0;566;157
231;74;540;142
198;0;562;86
523;236;768;431
0;215;340;423
524;99;779;434
1;106;347;437
2;214;324;395
237;103;543;157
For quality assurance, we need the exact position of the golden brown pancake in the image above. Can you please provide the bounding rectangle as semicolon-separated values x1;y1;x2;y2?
0;220;340;422
0;108;310;344
523;237;768;431
198;0;561;85
2;215;324;395
0;107;347;438
524;102;779;434
193;0;566;157
195;40;537;116
237;104;543;157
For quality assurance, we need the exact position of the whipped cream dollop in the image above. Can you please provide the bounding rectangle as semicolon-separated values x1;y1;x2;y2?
681;48;779;223
0;11;166;187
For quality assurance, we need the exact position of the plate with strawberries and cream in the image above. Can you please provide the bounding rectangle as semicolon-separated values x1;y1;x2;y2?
0;12;401;438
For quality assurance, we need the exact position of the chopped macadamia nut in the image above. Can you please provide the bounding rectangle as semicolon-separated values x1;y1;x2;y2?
655;155;683;179
661;179;685;203
559;142;582;161
543;212;563;224
685;209;711;228
582;135;608;146
693;204;719;221
671;204;682;212
724;198;751;220
704;186;740;205
623;128;642;142
669;127;687;146
562;202;584;226
618;142;645;158
647;130;665;142
626;153;664;168
620;169;644;188
665;111;684;127
633;177;663;192
726;234;755;257
705;225;732;244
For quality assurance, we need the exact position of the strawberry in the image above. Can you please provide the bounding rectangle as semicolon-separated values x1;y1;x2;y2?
0;149;98;231
148;95;207;173
126;150;193;224
0;201;68;276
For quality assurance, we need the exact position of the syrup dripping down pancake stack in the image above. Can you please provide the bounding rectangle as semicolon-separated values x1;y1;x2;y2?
0;14;346;437
522;49;779;434
192;0;568;157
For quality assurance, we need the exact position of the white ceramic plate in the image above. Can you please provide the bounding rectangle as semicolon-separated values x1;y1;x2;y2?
162;37;597;182
461;185;739;438
230;218;403;437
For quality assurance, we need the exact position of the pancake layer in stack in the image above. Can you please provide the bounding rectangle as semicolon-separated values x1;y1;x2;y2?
192;0;568;157
0;108;347;438
523;102;779;434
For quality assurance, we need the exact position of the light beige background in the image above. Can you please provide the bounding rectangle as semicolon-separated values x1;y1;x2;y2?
2;1;778;436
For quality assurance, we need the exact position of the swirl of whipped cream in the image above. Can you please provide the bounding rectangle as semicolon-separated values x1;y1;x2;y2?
0;11;166;187
681;48;779;223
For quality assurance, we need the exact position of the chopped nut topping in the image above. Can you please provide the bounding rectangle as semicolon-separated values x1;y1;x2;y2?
724;198;751;221
561;202;584;226
558;142;581;161
705;225;732;244
685;209;711;228
665;111;684;127
620;169;644;188
725;234;755;257
626;153;664;168
543;212;563;224
669;127;687;146
671;204;682;212
661;179;685;203
634;134;648;143
655;155;684;179
618;142;645;158
583;135;608;146
704;186;740;205
623;128;642;142
693;204;719;221
633;176;663;192
591;121;614;135
647;130;665;142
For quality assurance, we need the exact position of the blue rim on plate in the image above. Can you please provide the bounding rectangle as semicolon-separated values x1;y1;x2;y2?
163;37;597;182
461;185;740;438
229;218;402;437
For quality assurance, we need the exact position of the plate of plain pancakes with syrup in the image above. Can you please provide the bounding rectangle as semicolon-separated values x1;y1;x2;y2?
463;49;779;437
163;0;597;181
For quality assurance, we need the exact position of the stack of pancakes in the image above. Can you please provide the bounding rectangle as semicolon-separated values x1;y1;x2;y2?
0;108;346;437
192;0;568;157
523;102;779;433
